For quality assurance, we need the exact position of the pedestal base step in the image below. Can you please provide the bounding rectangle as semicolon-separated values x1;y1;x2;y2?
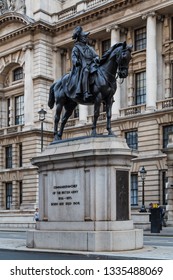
27;229;143;251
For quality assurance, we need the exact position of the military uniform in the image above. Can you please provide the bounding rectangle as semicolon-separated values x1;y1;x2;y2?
67;26;99;100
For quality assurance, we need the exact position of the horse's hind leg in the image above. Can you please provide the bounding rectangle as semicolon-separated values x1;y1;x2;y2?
54;103;63;140
106;97;115;136
91;94;102;136
58;102;77;138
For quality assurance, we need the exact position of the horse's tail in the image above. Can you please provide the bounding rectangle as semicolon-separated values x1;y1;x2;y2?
48;83;55;109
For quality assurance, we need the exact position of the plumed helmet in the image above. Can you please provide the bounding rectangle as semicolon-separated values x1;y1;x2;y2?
72;26;90;40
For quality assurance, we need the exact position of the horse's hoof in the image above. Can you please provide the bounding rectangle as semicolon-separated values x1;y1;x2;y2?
91;132;97;137
54;134;62;141
108;131;116;136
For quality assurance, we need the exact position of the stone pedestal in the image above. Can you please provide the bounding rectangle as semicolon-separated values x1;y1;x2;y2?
27;136;143;251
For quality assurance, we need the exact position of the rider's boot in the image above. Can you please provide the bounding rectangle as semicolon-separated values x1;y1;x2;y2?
83;69;92;100
84;91;92;100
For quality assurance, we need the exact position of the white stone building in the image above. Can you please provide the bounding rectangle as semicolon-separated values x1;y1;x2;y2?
0;0;173;225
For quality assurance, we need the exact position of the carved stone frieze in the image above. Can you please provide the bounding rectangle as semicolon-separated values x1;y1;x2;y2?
163;42;173;62
0;0;26;15
0;49;25;75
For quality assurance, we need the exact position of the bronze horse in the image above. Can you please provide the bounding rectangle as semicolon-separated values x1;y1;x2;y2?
48;41;132;140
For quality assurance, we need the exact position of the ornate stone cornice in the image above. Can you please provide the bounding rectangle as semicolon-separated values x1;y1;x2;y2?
22;44;34;52
141;11;164;22
106;24;120;33
0;18;54;43
106;24;128;36
141;11;156;20
0;11;34;23
0;0;26;15
0;0;143;43
53;0;144;33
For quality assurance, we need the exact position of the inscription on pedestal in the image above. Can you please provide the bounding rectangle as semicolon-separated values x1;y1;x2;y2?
51;184;80;207
116;170;129;220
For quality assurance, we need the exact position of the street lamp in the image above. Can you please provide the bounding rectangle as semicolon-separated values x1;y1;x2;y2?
38;107;47;152
139;166;147;212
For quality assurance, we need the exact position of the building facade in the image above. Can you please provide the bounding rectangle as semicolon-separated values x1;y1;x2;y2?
0;0;173;219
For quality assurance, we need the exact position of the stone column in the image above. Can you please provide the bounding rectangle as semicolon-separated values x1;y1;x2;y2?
0;89;6;127
52;47;62;80
126;29;134;106
164;133;173;226
143;12;157;111
11;180;19;210
61;49;67;75
23;44;34;129
12;143;17;168
107;25;120;118
165;60;171;99
0;181;4;210
79;105;88;123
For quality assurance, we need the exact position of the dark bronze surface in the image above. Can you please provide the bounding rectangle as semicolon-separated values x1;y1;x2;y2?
116;170;129;221
48;26;132;141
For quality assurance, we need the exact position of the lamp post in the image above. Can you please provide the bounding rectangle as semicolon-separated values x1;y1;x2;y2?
139;166;147;212
38;107;47;152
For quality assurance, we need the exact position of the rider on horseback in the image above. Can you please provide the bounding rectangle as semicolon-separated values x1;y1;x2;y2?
68;26;100;101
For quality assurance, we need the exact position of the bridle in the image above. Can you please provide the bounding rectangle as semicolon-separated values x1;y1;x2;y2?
116;48;130;82
98;46;131;88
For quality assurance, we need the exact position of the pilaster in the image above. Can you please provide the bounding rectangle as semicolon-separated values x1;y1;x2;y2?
79;105;88;124
12;143;17;169
23;44;34;129
127;28;134;106
52;47;62;80
142;12;157;111
0;181;5;210
165;61;171;99
106;25;121;118
0;91;6;128
11;180;19;210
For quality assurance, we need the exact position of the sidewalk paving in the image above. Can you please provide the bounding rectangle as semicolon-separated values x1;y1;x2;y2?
144;225;173;236
0;226;172;260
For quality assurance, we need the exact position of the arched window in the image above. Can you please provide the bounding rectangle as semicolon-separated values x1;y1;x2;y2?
13;67;23;81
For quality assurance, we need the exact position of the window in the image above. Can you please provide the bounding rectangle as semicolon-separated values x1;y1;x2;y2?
13;67;23;81
102;39;111;55
125;130;138;150
15;95;24;125
19;181;23;205
19;143;22;167
6;145;12;169
7;98;10;126
163;124;173;148
162;172;167;205
135;27;146;51
74;106;79;118
131;174;138;206
135;72;146;105
6;183;12;209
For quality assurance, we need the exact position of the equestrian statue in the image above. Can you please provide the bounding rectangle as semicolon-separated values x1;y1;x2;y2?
48;26;132;140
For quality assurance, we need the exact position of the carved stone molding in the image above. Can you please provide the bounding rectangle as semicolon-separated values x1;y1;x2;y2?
106;24;127;35
142;11;164;22
0;0;26;15
141;11;156;20
163;42;173;61
106;24;120;33
22;44;34;52
0;49;24;74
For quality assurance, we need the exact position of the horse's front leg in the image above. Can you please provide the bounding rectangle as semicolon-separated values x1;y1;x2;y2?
58;103;77;138
106;98;115;136
91;94;102;136
54;103;63;140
